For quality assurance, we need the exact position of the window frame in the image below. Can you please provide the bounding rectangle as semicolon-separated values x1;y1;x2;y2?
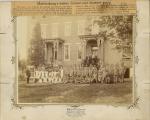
64;22;72;36
51;23;59;38
40;24;48;39
64;43;70;61
77;20;85;35
76;43;83;61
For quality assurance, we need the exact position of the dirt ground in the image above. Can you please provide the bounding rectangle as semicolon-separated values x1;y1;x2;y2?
18;80;132;105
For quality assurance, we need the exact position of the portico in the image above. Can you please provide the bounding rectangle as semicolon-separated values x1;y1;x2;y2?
79;35;105;62
44;38;64;65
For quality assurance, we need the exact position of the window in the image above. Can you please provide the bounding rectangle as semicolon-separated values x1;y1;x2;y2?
77;20;85;35
64;44;70;60
64;22;71;36
51;23;58;37
41;24;47;39
77;45;82;60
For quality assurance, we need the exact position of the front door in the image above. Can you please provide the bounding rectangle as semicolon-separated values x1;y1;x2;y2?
86;40;98;57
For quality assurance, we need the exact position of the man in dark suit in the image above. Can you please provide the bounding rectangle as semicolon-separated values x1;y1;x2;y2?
26;69;31;84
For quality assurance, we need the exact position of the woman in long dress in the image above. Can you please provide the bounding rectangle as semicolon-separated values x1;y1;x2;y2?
60;66;64;83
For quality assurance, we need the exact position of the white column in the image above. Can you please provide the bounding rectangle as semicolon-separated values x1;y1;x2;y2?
83;39;87;58
44;43;47;63
97;38;101;58
53;42;55;61
56;41;59;60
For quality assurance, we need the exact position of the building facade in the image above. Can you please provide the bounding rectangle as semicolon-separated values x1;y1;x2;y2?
28;16;132;77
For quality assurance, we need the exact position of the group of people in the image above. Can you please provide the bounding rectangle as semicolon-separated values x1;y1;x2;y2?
26;62;126;84
26;65;64;84
82;55;99;67
65;63;125;84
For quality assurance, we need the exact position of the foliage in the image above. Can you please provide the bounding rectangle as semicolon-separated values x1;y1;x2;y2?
28;23;44;66
18;58;27;81
18;58;26;72
87;16;133;54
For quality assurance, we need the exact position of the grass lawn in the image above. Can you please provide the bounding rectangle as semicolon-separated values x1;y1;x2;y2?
18;80;132;105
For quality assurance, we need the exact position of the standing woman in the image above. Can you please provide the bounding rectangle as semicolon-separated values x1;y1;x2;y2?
60;66;64;83
93;66;97;83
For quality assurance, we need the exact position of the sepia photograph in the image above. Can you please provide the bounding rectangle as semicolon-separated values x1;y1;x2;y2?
17;15;134;105
1;0;150;120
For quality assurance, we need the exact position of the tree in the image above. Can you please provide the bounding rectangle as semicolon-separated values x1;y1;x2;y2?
28;22;44;66
86;16;133;54
18;59;26;73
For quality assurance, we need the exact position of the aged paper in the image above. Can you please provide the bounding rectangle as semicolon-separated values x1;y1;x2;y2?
0;0;150;120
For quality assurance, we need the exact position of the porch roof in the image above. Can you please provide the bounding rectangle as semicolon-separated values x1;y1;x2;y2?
79;34;98;41
43;38;64;43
